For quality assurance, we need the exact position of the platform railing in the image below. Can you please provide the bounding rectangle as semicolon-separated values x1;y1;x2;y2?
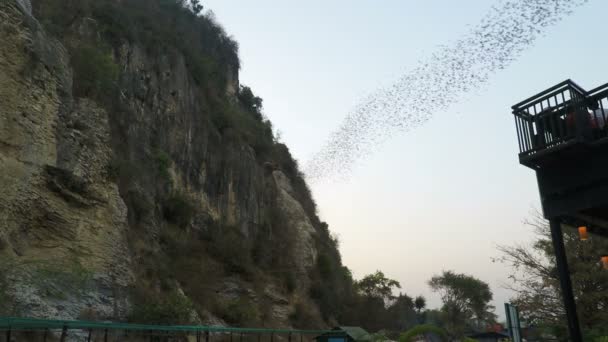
512;80;588;157
585;82;608;140
0;317;330;342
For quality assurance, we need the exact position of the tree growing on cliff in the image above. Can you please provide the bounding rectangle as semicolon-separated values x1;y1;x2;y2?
189;0;203;14
238;85;264;119
71;44;118;98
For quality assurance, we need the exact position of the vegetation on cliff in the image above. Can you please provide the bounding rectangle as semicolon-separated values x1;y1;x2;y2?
29;0;349;329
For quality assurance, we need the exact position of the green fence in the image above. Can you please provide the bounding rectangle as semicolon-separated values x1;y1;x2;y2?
0;317;331;341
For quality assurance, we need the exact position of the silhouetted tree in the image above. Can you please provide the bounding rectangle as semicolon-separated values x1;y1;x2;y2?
429;271;495;338
189;0;203;14
414;295;426;313
497;213;608;339
414;295;427;323
356;270;401;302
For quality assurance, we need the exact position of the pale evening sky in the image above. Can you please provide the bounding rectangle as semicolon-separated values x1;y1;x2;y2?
203;0;608;318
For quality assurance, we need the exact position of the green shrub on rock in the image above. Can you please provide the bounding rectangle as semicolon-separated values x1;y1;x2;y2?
163;192;195;227
128;291;195;325
71;44;118;98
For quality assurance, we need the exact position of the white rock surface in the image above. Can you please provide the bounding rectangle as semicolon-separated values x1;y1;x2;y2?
15;0;31;15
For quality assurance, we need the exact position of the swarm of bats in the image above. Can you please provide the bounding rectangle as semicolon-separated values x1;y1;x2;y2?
305;0;589;182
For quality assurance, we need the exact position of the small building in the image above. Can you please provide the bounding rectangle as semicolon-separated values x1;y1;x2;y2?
315;327;371;342
467;331;510;342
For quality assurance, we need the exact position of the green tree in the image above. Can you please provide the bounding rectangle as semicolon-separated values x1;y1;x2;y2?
414;295;426;313
356;270;401;302
400;324;448;342
414;295;427;323
128;291;195;325
497;213;608;338
429;271;495;338
387;293;418;332
189;0;203;14
71;44;118;98
238;85;263;119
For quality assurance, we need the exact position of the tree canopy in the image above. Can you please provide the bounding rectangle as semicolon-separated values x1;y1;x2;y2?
400;324;448;342
356;270;401;302
497;214;608;339
429;270;495;338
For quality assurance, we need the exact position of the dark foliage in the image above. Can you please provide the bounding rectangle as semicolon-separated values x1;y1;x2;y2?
33;0;240;90
71;44;119;98
163;192;196;228
238;85;263;120
128;290;195;325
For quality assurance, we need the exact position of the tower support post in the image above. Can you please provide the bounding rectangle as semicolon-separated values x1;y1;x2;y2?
549;219;583;342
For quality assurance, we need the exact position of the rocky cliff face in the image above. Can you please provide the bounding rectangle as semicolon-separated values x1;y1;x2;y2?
0;0;329;328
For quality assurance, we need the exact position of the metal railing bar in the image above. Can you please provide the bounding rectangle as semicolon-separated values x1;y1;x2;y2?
586;82;608;96
511;79;574;110
0;317;331;335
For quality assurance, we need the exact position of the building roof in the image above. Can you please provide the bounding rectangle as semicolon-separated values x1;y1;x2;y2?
467;331;510;338
315;327;371;342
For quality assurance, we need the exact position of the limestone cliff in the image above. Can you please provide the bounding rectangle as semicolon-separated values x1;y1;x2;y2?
0;0;344;329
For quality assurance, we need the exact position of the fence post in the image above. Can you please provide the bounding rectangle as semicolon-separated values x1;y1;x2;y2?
5;326;10;342
104;328;108;342
205;330;210;342
87;329;92;342
288;332;292;342
271;333;274;342
60;325;68;342
43;328;48;342
240;332;243;342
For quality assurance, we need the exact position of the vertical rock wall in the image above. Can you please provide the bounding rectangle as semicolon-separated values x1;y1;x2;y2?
0;0;323;328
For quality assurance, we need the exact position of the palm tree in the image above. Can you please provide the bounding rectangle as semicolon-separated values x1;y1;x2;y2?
414;296;426;313
414;295;426;324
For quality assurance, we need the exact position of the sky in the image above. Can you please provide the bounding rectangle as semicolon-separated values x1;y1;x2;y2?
202;0;608;320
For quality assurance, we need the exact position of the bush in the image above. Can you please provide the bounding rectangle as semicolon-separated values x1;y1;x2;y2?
189;54;223;86
400;325;448;342
153;150;172;180
289;302;318;330
316;253;333;280
219;298;259;326
238;85;263;120
129;291;195;325
369;332;389;342
71;44;119;98
163;192;196;227
126;190;153;223
283;272;297;293
206;225;254;275
208;101;274;157
105;156;139;182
